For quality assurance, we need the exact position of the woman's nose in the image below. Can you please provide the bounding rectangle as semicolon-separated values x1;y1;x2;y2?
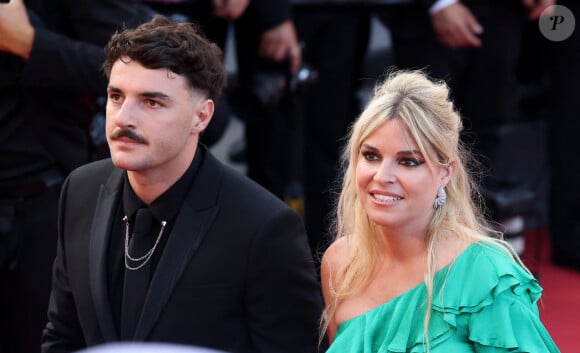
374;161;396;183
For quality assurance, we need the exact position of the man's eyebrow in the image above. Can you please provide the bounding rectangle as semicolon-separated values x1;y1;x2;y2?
106;85;171;101
141;91;171;101
107;85;121;93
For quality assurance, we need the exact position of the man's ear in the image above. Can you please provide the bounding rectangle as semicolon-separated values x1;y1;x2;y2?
192;98;214;134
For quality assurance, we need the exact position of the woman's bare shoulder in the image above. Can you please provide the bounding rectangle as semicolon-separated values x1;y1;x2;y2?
322;236;349;271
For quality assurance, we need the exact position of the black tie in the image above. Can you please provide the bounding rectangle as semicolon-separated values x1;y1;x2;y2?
121;207;153;340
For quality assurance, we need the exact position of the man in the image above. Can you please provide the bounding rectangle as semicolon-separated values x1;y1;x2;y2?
41;15;322;353
0;1;149;352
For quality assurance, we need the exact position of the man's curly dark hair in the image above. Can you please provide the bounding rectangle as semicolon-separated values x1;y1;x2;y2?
103;14;226;101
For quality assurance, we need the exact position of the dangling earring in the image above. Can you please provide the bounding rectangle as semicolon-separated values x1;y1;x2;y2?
433;186;446;209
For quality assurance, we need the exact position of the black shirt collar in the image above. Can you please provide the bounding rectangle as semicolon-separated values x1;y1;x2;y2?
123;148;202;224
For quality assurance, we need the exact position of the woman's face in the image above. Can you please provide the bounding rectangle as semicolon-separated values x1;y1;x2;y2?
355;119;450;234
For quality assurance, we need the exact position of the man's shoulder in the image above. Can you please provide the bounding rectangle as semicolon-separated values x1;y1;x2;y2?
200;151;275;203
219;164;289;210
66;158;119;186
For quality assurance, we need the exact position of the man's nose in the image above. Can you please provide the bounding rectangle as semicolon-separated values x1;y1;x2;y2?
110;99;136;127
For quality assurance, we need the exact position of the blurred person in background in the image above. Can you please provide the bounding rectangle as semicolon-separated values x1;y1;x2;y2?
141;0;304;198
378;0;553;165
291;1;371;270
0;1;150;352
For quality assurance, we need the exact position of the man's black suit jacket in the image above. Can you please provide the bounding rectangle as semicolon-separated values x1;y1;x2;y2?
41;147;323;353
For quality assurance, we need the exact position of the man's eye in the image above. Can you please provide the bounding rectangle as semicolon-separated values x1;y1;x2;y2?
146;100;160;108
109;93;121;101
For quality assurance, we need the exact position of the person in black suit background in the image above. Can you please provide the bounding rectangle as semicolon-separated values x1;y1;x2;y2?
41;14;322;353
0;1;150;352
379;0;553;155
142;0;304;199
291;3;371;268
544;0;580;269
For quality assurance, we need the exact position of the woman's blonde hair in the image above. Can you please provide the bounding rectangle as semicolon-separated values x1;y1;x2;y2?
323;69;518;348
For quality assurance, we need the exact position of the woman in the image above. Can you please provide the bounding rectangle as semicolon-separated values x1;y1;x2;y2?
320;70;560;352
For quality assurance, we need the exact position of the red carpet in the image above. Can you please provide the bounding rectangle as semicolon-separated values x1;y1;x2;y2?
522;229;580;353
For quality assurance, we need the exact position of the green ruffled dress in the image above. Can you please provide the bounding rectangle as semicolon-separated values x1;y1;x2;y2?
327;242;560;352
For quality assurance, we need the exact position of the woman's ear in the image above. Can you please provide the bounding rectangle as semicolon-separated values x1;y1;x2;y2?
191;98;214;134
441;159;454;186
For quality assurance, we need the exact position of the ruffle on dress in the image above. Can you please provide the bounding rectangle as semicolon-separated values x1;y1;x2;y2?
329;242;560;353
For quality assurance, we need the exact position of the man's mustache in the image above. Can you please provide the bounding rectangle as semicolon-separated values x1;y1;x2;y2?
110;128;148;145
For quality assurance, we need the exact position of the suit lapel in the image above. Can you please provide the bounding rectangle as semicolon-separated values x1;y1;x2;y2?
89;168;124;341
134;203;218;339
134;148;222;340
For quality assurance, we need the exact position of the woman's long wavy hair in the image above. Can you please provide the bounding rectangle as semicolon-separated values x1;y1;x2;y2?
322;70;521;349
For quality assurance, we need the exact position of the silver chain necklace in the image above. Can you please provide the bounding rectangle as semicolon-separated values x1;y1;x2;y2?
123;216;167;271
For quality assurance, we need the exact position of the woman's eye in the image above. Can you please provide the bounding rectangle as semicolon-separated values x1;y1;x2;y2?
361;151;379;161
400;158;423;167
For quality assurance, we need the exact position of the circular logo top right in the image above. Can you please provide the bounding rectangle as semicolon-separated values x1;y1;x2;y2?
539;5;575;42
